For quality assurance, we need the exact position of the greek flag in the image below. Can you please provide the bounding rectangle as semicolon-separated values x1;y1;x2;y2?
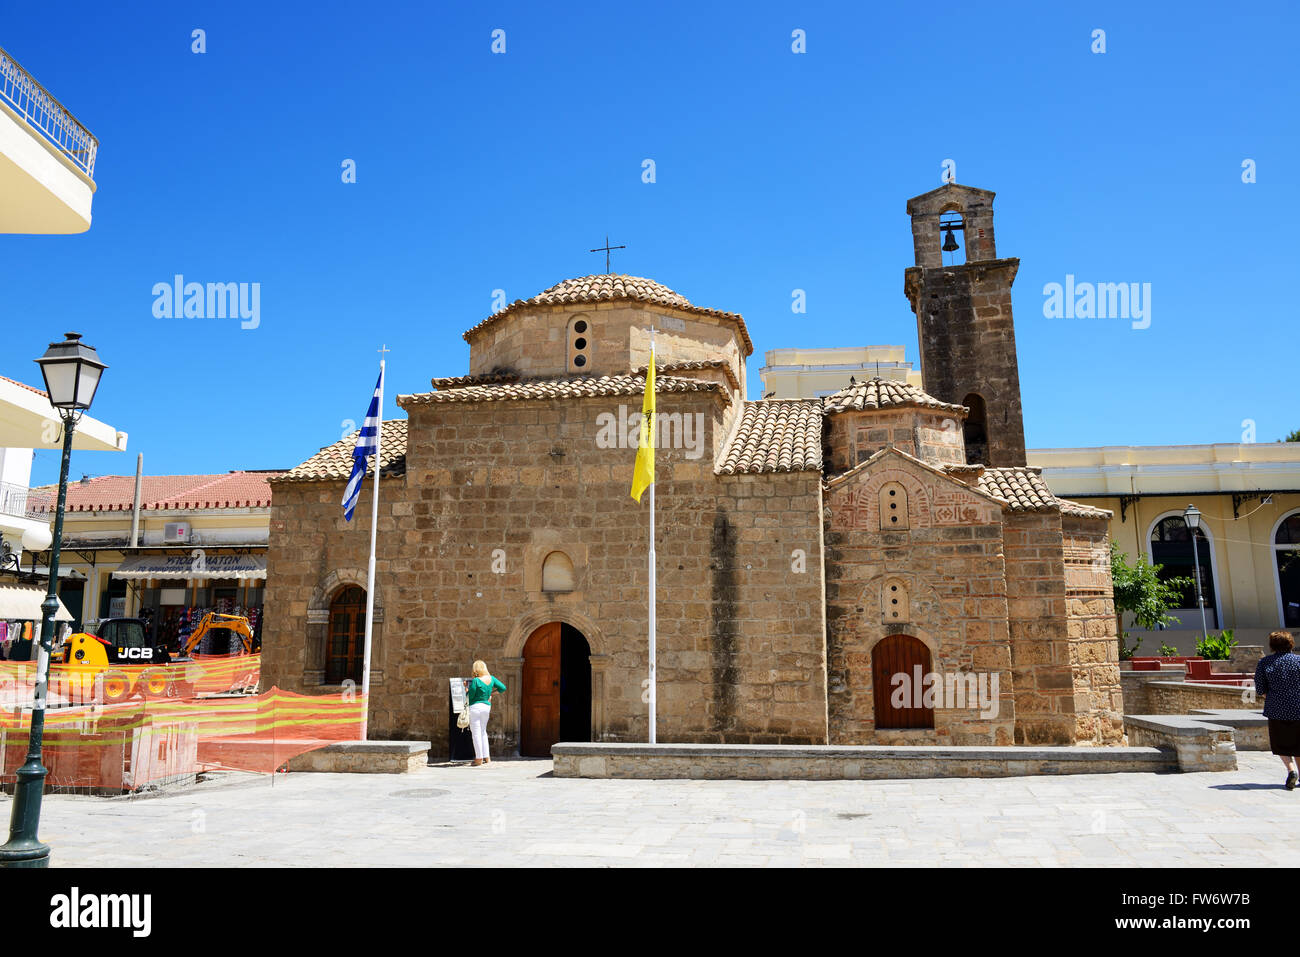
342;371;383;521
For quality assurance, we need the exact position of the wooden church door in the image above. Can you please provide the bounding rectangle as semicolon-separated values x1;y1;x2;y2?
521;622;562;756
872;634;935;730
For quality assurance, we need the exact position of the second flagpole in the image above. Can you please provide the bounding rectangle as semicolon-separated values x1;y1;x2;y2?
648;329;656;745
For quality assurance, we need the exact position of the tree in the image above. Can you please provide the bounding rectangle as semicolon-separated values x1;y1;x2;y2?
1282;429;1300;443
1110;543;1193;658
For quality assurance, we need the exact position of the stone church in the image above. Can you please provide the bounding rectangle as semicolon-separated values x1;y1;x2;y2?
263;183;1123;753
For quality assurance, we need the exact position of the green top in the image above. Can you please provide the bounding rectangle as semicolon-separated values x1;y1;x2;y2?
466;675;506;706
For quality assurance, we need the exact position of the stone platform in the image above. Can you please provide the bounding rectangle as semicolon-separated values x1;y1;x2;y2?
287;740;431;773
551;742;1177;780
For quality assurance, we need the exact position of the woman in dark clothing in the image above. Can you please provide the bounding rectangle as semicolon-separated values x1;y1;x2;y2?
1254;630;1300;789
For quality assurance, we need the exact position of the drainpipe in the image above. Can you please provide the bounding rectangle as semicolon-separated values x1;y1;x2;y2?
129;453;143;547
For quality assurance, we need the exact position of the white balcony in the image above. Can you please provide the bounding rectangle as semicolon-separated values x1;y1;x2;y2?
0;45;96;234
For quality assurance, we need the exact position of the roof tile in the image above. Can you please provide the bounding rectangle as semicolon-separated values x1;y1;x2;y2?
823;377;967;416
274;421;408;484
463;275;754;355
717;400;823;475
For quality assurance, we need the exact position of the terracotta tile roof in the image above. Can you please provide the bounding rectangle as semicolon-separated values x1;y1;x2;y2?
463;275;754;356
398;373;722;406
716;400;823;475
634;358;741;394
28;472;283;512
1055;498;1113;519
823;377;967;416
0;374;48;397
430;370;521;390
968;466;1110;518
973;467;1056;511
274;420;408;484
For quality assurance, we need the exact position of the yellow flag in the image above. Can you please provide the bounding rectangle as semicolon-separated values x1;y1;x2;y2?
630;346;655;502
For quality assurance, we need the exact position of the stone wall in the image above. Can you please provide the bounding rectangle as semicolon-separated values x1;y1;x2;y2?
824;408;965;473
553;742;1175;780
264;389;828;751
824;451;1015;745
904;260;1026;468
1062;515;1124;744
466;302;746;396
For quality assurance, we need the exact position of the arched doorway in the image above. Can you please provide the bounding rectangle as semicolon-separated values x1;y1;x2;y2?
520;622;591;756
1276;511;1300;628
962;393;988;465
326;585;366;685
872;634;934;730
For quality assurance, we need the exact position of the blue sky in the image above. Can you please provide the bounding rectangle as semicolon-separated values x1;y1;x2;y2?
5;0;1295;486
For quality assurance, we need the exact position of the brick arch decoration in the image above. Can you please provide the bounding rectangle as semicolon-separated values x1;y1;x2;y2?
304;568;386;687
832;467;933;531
499;606;611;744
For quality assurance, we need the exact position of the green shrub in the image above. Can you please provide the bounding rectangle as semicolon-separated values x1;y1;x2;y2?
1196;628;1237;661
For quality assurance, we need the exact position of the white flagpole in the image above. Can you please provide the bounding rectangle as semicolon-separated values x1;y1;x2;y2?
361;352;385;740
648;328;657;745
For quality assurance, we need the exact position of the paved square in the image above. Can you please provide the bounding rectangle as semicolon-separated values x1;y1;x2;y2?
7;752;1297;867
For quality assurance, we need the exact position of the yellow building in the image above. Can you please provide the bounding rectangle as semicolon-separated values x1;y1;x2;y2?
25;472;279;647
1029;443;1300;652
759;346;923;399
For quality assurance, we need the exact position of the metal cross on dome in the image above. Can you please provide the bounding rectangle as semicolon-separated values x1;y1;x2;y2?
589;235;626;274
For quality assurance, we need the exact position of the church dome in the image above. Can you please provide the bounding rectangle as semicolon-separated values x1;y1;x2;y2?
462;274;751;354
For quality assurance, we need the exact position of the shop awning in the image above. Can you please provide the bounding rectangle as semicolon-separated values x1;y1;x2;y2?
111;554;267;581
0;582;72;622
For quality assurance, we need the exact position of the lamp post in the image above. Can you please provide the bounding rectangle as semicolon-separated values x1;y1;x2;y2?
1183;503;1210;643
0;332;106;868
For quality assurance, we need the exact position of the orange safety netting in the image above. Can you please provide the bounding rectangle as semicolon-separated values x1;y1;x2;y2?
0;656;364;791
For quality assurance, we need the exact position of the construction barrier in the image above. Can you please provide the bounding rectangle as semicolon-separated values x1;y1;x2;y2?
0;655;364;791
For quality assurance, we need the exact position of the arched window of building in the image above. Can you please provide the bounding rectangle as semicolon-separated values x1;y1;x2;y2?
962;393;988;465
879;482;909;530
1275;511;1300;628
542;551;576;593
326;585;366;685
1149;514;1219;629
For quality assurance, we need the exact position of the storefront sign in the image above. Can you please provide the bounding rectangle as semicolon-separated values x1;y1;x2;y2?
111;554;267;580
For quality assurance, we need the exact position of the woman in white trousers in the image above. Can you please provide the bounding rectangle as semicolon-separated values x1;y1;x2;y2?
464;660;506;766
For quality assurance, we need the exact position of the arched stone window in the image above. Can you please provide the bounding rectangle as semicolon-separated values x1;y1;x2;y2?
1275;511;1300;628
881;579;910;622
567;316;592;372
962;393;988;465
879;482;909;530
326;585;366;685
542;551;576;593
1149;514;1219;628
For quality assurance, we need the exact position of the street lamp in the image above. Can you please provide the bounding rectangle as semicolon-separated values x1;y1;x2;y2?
0;332;106;869
1183;503;1210;643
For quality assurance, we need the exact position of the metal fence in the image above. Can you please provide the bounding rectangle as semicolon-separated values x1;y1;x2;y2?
0;46;97;179
0;481;35;520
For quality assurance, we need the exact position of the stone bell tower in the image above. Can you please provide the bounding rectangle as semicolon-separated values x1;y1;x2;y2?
903;183;1026;467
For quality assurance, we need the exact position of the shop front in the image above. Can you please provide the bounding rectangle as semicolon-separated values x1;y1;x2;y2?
0;576;73;661
111;552;266;655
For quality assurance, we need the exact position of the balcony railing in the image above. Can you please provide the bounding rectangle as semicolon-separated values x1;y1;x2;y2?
0;480;46;521
0;45;97;179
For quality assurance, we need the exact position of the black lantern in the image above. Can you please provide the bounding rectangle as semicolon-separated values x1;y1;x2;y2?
35;332;106;413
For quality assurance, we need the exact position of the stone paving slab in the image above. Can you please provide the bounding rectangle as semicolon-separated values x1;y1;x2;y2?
4;751;1298;867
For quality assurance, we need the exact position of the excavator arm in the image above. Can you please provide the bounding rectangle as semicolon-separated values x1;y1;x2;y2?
181;612;255;657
